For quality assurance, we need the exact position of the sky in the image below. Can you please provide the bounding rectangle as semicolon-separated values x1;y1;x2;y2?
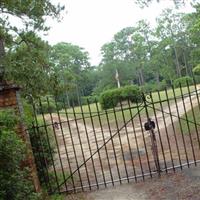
44;0;194;66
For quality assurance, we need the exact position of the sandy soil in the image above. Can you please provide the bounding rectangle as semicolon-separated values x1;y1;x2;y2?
65;165;200;200
44;90;200;195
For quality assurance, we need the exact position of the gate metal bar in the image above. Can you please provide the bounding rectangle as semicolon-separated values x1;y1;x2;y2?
60;160;200;193
52;105;145;193
28;78;200;194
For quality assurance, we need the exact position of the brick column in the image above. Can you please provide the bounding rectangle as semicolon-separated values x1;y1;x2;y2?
0;84;41;192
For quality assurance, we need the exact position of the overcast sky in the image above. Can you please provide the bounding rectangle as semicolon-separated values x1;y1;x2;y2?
44;0;193;66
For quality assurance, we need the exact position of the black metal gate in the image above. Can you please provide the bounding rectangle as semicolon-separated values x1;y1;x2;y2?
28;79;200;194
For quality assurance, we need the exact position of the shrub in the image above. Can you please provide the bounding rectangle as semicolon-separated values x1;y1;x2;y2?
0;109;41;200
81;95;98;105
173;76;193;88
99;85;142;109
141;80;167;92
37;96;63;114
193;64;200;76
28;118;55;189
23;99;60;192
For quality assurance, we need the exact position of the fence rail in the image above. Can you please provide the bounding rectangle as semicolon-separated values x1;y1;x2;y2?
28;79;200;194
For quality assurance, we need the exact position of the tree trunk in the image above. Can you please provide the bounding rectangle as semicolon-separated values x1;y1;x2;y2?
76;85;81;106
0;37;5;83
138;71;142;86
66;92;71;108
169;27;181;77
183;51;189;76
139;68;144;85
173;45;181;77
156;72;160;84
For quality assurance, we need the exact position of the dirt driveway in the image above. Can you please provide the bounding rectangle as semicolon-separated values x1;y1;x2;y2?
66;164;200;200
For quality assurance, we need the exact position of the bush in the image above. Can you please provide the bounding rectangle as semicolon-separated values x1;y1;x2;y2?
81;95;98;105
37;96;63;114
173;76;193;88
193;64;200;76
99;85;142;109
0;109;41;200
28;118;55;189
140;80;167;92
23;99;61;192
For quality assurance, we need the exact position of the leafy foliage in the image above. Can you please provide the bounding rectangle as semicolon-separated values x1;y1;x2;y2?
193;64;200;75
99;85;142;109
173;76;193;88
0;109;41;200
134;0;192;8
49;42;90;96
141;80;167;92
35;96;63;114
0;0;64;96
28;118;55;189
6;34;50;97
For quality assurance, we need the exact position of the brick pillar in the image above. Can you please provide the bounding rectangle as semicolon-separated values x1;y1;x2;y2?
0;84;41;192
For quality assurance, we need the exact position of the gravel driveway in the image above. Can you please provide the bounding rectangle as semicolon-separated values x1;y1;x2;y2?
66;164;200;200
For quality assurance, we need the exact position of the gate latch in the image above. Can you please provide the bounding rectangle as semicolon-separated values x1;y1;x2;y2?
144;119;155;131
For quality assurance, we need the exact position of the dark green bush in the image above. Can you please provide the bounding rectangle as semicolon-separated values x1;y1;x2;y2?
173;76;193;88
0;109;41;200
23;99;58;192
99;85;142;109
28;118;55;189
193;64;200;76
81;95;98;105
141;80;167;92
37;96;63;114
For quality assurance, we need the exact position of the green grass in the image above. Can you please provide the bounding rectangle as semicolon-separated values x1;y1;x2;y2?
50;194;65;200
57;85;196;127
36;85;196;128
175;105;200;135
149;85;195;103
46;171;74;193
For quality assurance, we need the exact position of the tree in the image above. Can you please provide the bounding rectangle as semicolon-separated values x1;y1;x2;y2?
99;21;157;89
156;9;187;77
185;3;200;68
134;0;192;8
6;33;50;97
0;0;64;93
49;42;91;105
99;27;137;90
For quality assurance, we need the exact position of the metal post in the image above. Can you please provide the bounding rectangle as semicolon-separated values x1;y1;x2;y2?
149;119;160;173
143;94;160;173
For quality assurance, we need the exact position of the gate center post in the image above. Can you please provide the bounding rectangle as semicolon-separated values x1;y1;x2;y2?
143;94;161;174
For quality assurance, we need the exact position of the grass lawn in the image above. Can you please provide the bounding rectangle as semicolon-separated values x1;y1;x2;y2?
175;105;200;135
56;85;196;128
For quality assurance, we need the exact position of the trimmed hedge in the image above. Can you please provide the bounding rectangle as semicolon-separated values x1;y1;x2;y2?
99;85;142;109
173;76;193;88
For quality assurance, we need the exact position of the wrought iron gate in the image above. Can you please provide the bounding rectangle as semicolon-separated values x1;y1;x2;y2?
28;79;200;194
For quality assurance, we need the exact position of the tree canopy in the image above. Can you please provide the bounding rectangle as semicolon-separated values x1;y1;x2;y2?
134;0;192;8
2;1;200;105
0;0;64;96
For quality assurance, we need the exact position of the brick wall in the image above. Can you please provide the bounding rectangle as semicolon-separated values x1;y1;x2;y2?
0;85;18;108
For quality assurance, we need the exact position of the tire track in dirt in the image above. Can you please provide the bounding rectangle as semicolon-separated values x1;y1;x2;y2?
45;89;200;192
